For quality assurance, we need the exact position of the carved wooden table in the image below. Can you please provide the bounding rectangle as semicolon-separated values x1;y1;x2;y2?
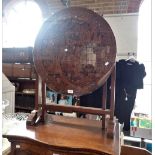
32;6;117;131
3;7;118;155
3;114;120;155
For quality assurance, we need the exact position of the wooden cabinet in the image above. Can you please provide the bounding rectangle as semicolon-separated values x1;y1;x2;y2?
2;47;33;63
3;63;36;79
2;47;37;113
10;79;36;113
15;92;35;112
2;47;36;79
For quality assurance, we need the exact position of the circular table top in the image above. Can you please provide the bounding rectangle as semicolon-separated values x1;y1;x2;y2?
33;7;116;96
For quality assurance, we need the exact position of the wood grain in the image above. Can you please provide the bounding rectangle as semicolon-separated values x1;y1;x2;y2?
3;114;119;155
121;145;152;155
33;7;116;96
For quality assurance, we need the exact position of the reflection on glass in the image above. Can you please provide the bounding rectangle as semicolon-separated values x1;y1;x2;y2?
2;99;9;113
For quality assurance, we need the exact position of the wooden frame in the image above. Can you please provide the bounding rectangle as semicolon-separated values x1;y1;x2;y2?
27;65;116;137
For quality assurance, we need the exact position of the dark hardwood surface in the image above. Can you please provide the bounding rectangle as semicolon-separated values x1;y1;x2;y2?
33;7;116;96
46;104;111;115
3;114;120;155
121;145;152;155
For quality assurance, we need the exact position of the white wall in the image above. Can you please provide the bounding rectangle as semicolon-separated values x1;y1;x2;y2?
104;13;139;60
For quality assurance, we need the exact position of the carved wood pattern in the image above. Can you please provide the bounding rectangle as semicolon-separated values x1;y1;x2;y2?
33;7;116;96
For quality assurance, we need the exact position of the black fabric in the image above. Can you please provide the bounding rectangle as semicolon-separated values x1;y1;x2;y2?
79;59;146;131
116;59;146;89
115;59;146;131
114;86;137;131
80;76;111;109
80;86;103;108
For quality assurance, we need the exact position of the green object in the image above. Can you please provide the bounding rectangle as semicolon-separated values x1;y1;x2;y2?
130;117;152;129
139;118;152;129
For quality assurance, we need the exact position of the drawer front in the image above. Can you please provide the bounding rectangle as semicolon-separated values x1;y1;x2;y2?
3;63;36;79
8;140;111;155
